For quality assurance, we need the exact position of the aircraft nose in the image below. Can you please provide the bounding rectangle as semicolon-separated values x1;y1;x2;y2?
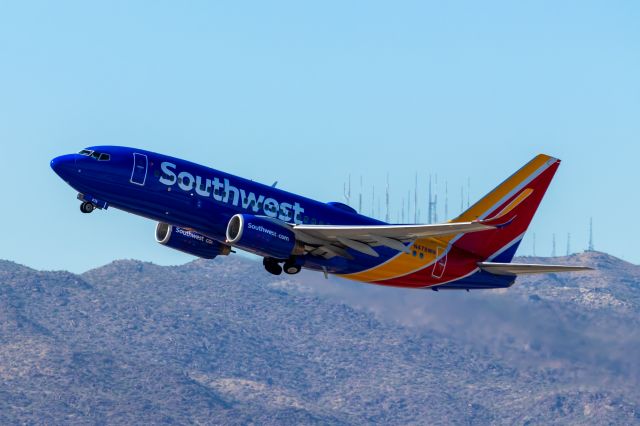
50;154;76;179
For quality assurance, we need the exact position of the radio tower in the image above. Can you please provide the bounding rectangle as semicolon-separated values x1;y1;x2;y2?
532;233;537;256
588;217;595;251
343;175;351;206
467;177;471;209
552;233;557;257
566;233;571;256
444;181;449;220
433;175;438;224
358;176;363;214
414;173;418;224
460;185;464;214
428;175;433;224
427;175;438;224
371;185;375;217
385;173;390;222
401;196;405;223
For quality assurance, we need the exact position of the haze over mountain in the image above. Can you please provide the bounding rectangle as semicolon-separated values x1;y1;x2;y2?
0;251;638;424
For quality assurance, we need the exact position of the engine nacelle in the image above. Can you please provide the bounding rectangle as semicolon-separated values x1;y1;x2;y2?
155;223;231;259
225;214;304;260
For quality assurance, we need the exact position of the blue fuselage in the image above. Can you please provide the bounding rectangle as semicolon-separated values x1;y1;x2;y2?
51;146;395;274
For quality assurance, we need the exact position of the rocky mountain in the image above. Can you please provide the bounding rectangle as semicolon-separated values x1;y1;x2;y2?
0;251;638;425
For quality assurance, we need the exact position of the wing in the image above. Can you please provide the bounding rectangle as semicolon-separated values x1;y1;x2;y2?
478;262;593;276
292;221;495;259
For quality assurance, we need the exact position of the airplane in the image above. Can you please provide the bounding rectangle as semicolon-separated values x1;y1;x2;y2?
50;147;591;290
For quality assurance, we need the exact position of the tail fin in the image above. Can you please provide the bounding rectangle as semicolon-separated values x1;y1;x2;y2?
451;154;560;263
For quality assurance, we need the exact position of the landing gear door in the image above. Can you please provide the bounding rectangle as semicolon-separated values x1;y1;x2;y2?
432;246;447;279
130;153;148;186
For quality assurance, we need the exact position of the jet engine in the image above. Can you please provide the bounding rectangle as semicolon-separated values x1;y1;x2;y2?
155;223;231;259
225;214;304;259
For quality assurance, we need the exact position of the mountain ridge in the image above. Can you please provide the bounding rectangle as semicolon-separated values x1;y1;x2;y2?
0;251;638;424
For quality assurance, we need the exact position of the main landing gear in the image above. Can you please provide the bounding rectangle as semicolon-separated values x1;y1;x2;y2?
283;262;301;275
80;202;95;214
263;257;302;276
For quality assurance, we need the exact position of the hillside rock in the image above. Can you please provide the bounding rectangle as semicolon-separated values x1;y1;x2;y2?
0;252;638;424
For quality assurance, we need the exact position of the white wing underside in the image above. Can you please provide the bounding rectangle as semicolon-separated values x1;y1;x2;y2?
291;221;495;259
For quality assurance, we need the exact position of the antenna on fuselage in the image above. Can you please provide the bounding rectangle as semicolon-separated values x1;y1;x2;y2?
271;181;278;188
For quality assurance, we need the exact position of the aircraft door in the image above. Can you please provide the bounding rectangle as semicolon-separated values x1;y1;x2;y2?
432;246;447;279
130;153;148;186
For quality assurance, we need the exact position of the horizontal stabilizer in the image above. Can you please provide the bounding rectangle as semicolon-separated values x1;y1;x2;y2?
478;262;593;276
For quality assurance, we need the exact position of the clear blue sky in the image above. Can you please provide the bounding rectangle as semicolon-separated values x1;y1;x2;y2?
0;1;638;272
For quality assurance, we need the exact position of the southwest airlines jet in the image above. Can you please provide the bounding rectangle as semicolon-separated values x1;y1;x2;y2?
51;147;590;290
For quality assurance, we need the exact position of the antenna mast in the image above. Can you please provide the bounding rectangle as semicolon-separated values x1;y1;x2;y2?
414;173;418;224
343;174;351;206
358;176;363;214
371;185;375;217
385;173;390;222
444;181;449;220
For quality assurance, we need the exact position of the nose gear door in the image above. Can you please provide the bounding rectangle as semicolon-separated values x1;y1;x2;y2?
130;153;148;186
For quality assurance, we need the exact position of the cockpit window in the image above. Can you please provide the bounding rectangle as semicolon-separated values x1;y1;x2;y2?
78;149;110;161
